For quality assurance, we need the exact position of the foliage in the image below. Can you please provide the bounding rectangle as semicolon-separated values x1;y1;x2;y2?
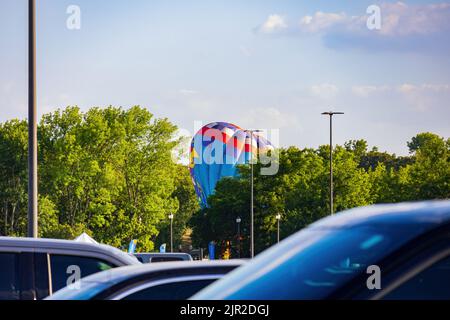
190;134;449;257
0;106;186;251
0;110;448;256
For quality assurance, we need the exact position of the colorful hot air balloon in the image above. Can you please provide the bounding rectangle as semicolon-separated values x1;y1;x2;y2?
189;122;273;207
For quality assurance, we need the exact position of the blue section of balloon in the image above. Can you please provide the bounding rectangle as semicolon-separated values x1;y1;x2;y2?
189;122;273;207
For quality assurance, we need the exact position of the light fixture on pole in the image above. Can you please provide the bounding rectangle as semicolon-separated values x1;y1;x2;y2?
28;0;38;238
244;129;262;258
275;214;281;243
168;213;174;253
321;111;344;215
236;217;241;258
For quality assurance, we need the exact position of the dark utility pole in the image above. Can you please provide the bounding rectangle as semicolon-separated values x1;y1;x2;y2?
28;0;38;237
321;111;344;215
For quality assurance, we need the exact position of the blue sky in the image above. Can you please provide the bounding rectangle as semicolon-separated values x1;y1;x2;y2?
1;0;449;155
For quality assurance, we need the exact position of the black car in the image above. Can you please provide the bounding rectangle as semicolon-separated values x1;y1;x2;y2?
46;260;245;300
193;200;450;300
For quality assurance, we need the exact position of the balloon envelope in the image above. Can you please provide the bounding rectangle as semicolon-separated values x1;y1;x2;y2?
189;122;273;207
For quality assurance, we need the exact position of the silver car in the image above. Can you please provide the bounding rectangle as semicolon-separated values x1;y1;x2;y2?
0;237;140;300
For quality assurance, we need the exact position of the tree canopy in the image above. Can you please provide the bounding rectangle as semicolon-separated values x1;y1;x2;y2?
0;107;448;256
190;134;449;257
0;106;197;251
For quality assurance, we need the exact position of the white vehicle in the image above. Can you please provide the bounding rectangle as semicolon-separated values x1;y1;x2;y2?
0;237;140;300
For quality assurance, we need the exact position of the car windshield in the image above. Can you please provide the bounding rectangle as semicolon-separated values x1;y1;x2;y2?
193;223;430;300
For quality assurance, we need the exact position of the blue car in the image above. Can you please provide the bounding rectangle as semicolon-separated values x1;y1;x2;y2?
193;200;450;300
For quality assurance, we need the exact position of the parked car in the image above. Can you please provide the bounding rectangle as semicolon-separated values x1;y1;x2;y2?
134;252;193;263
0;237;140;300
193;200;450;300
46;260;245;300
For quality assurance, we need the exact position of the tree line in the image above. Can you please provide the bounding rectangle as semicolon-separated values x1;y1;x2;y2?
190;133;450;257
0;106;448;255
0;106;199;251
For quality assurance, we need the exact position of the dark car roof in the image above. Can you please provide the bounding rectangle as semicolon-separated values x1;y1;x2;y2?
83;260;244;284
308;200;450;230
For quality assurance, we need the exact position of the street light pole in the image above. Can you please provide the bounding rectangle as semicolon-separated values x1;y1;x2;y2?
236;217;241;258
28;0;38;238
276;214;281;243
246;129;262;258
168;213;174;253
321;111;344;215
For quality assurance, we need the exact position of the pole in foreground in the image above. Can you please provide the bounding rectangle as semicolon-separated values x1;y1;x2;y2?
28;0;38;238
168;213;174;253
236;217;241;258
276;214;281;243
321;111;344;215
246;129;262;258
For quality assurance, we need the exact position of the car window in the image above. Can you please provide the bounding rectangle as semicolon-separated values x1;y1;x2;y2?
50;254;114;292
121;279;216;300
0;253;20;300
150;257;184;263
382;254;450;300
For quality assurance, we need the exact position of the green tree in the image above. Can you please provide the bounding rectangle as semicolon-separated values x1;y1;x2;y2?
38;106;180;250
156;165;200;252
0;120;28;236
404;133;450;200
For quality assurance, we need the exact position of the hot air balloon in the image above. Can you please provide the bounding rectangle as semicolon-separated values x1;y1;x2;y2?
189;122;273;207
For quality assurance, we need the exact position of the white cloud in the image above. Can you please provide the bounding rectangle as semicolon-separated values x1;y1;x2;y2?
258;14;288;34
299;11;347;33
296;2;450;37
350;83;450;112
179;89;198;95
377;2;450;36
397;83;450;94
240;107;301;132
352;83;450;97
310;83;339;99
256;2;450;51
351;85;386;97
421;84;450;92
397;83;417;94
